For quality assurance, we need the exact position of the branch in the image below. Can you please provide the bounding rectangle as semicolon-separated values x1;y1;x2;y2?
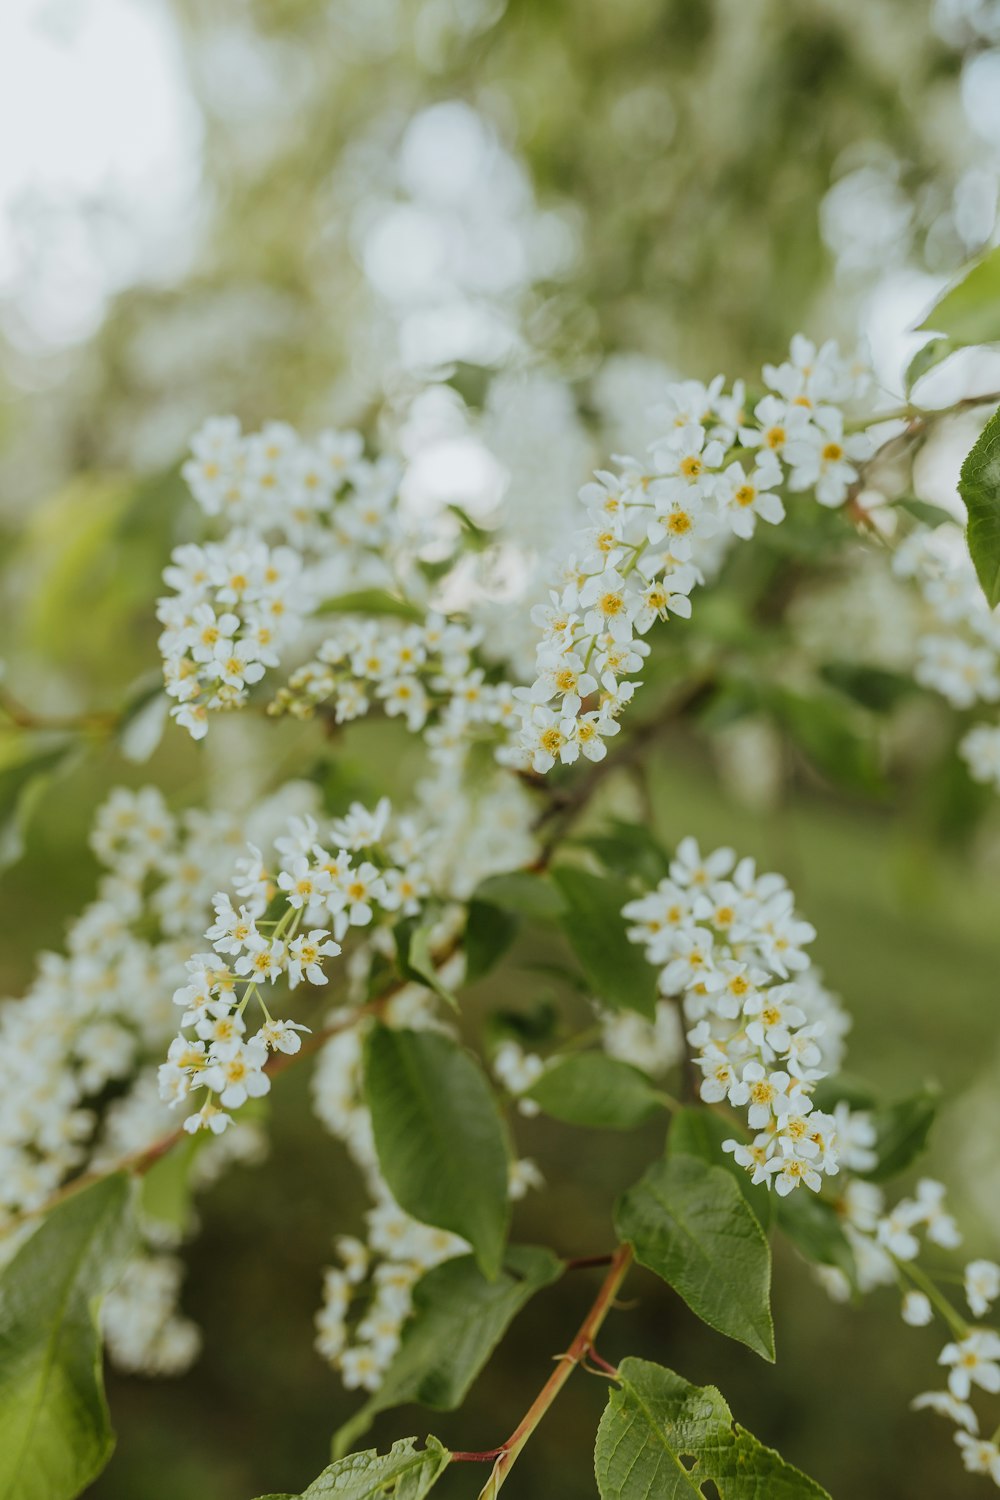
529;672;717;867
449;1244;634;1495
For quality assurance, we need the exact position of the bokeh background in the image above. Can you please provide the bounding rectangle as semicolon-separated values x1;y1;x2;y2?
3;1;1000;1496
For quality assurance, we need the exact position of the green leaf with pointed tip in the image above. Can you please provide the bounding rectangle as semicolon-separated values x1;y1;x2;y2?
917;246;1000;347
393;921;458;1010
594;1357;831;1499
552;866;658;1018
615;1155;774;1360
256;1437;451;1499
0;1173;137;1500
905;336;957;392
364;1026;511;1279
959;404;1000;607
333;1246;562;1456
527;1053;665;1130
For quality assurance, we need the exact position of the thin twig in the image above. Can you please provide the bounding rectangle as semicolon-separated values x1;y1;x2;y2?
454;1245;633;1496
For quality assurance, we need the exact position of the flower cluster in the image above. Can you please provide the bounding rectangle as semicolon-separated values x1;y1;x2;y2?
624;836;855;1195
892;522;1000;789
0;787;248;1227
159;798;432;1134
160;417;429;740
157;537;311;739
507;336;872;773
817;1173;1000;1487
269;613;517;770
0;785;290;1374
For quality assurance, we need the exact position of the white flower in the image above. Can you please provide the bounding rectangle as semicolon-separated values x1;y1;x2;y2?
716;456;785;539
203;1039;271;1109
670;837;735;888
257;1019;311;1054
966;1261;1000;1319
286;931;341;988
955;1431;1000;1481
911;1390;978;1434
902;1290;933;1326
940;1330;1000;1400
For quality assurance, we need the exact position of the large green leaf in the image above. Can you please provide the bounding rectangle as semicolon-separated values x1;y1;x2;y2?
364;1026;511;1279
959;404;1000;607
917;245;1000;347
615;1155;774;1361
333;1246;562;1455
255;1437;451;1500
526;1053;665;1130
551;866;658;1017
594;1357;830;1499
0;1173;136;1500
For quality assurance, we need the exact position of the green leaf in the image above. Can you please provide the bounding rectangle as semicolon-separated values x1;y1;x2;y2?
139;1135;203;1237
959;404;1000;607
0;739;78;871
333;1247;562;1455
776;1192;856;1288
861;1086;939;1183
256;1437;451;1499
615;1155;774;1360
917;246;1000;347
768;687;883;796
393;922;458;1010
594;1357;831;1499
447;504;494;550
905;336;957;392
526;1053;665;1130
464;900;519;985
0;1173;137;1500
893;496;959;529
666;1108;770;1230
314;589;425;623
364;1026;511;1279
574;820;672;885
551;866;659;1018
819;662;912;713
472;871;566;919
